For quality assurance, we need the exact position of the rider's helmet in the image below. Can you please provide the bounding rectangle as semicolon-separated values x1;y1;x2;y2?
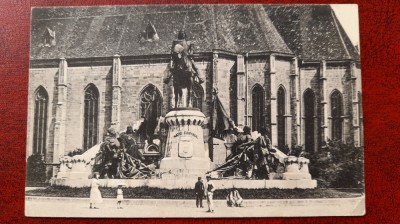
177;30;186;40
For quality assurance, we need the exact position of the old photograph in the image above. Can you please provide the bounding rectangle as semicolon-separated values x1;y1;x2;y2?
25;4;364;217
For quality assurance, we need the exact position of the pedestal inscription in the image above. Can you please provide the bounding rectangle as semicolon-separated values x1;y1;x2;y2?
160;108;211;178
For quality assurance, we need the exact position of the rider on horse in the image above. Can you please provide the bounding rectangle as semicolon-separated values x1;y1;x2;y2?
164;30;204;85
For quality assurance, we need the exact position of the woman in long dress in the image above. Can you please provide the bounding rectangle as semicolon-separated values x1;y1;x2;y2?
89;173;103;209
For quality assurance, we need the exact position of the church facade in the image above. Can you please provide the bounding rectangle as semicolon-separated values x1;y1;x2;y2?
27;5;362;174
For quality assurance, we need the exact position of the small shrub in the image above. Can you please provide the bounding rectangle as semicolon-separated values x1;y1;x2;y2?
67;148;84;157
287;145;309;157
309;140;364;188
26;154;46;183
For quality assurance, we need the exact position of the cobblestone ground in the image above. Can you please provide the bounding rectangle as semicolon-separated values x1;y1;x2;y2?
25;197;365;218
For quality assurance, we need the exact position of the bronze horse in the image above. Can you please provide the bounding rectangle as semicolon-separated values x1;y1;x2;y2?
168;49;195;108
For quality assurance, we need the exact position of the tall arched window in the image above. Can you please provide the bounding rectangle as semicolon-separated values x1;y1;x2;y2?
191;83;204;111
252;84;264;132
83;84;99;151
304;89;315;152
139;84;162;118
33;86;48;155
277;86;286;149
331;90;343;141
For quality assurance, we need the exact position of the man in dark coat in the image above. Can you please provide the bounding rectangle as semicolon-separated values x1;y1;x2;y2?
194;177;205;208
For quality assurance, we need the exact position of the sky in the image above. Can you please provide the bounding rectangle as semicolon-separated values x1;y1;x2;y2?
331;4;360;46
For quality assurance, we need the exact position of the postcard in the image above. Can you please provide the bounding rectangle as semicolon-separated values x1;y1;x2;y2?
25;4;364;217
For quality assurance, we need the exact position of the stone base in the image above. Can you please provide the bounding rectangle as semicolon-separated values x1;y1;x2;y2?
269;172;284;180
159;157;211;179
283;172;312;180
68;172;91;180
56;172;69;179
52;178;317;189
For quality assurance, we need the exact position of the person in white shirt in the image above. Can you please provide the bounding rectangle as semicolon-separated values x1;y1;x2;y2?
206;175;215;212
116;185;124;209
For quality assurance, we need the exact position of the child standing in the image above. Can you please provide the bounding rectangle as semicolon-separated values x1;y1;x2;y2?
116;185;124;209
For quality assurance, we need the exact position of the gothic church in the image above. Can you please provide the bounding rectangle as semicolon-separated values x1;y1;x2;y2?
27;5;362;174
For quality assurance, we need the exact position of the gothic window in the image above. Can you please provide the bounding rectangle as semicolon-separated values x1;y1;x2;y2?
139;85;162;118
191;83;204;111
229;69;237;124
33;87;48;155
331;90;343;141
252;84;264;133
304;89;315;152
39;27;56;47
277;87;286;149
139;22;159;42
83;84;99;151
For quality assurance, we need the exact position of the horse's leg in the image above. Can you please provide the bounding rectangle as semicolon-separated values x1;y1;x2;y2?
187;76;193;107
187;84;191;107
174;86;179;108
178;89;183;107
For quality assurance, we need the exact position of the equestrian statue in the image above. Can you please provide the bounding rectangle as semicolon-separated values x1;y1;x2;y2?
164;30;204;108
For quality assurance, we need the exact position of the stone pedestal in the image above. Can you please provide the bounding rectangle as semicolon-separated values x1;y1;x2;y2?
68;155;90;179
298;157;312;179
282;156;312;180
160;108;211;178
57;156;72;179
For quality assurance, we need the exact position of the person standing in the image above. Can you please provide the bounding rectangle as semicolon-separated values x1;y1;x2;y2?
116;185;124;209
89;172;103;209
206;175;215;213
194;177;205;208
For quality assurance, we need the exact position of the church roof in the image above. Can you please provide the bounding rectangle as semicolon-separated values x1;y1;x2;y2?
30;5;359;61
265;5;360;61
30;5;292;60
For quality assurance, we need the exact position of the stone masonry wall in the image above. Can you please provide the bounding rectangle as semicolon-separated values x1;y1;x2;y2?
326;66;349;141
215;58;235;118
247;58;267;130
64;66;112;154
299;66;320;148
27;68;58;162
275;59;292;146
120;63;166;129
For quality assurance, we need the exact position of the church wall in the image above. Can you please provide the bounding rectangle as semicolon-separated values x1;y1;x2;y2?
247;59;267;90
64;66;112;154
215;58;235;119
325;66;349;141
194;61;212;116
355;68;362;93
299;66;320;148
325;66;346;95
120;63;166;130
355;67;363;146
247;58;267;129
275;59;292;146
119;61;212;130
27;68;58;163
